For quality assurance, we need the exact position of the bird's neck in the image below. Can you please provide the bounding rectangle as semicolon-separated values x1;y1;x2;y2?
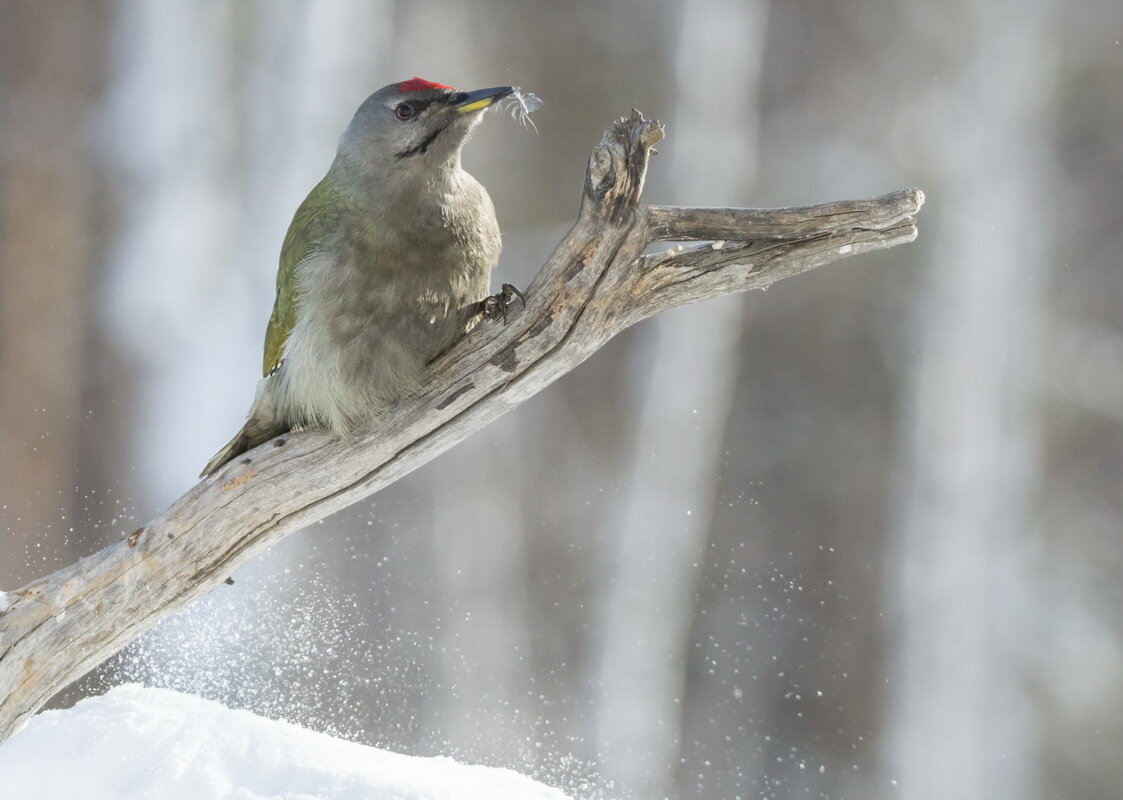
328;152;467;210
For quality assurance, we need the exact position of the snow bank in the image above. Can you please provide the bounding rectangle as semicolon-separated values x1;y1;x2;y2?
0;685;573;800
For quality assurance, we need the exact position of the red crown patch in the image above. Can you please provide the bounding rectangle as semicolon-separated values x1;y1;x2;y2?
396;77;454;93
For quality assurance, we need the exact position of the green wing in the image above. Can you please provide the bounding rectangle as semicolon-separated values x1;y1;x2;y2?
262;177;345;376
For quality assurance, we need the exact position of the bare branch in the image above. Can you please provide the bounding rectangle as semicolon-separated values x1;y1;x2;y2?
646;187;924;241
0;110;924;742
632;211;919;317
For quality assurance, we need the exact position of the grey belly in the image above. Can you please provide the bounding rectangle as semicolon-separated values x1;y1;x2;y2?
274;246;487;433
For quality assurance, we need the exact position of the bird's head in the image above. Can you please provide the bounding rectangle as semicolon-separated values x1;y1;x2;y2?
337;78;513;178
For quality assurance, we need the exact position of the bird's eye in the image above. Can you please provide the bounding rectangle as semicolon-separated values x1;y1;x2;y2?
394;103;415;121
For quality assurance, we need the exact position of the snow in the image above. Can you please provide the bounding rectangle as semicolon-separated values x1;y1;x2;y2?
0;685;573;800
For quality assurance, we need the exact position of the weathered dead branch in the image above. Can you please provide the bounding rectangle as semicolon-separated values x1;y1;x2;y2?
0;110;924;742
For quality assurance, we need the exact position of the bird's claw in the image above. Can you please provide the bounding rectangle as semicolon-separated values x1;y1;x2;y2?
479;283;526;324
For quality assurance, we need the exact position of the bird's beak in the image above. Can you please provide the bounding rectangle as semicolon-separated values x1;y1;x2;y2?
452;86;514;114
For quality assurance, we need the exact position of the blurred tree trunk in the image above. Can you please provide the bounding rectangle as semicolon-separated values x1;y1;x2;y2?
429;431;533;760
394;0;537;762
884;1;1054;796
591;1;769;796
101;0;391;501
97;0;393;717
0;0;110;588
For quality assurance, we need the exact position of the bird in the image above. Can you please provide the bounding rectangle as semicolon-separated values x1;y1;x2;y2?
201;77;522;477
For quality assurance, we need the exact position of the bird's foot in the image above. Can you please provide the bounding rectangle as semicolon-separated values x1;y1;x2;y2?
478;283;526;324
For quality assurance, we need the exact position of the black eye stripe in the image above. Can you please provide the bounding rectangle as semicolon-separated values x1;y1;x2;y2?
395;124;446;159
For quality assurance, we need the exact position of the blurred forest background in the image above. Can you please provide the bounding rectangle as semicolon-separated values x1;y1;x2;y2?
1;0;1121;798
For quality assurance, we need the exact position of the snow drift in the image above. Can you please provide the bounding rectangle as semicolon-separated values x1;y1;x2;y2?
0;685;573;800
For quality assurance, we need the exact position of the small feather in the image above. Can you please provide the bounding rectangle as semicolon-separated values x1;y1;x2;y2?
501;87;544;132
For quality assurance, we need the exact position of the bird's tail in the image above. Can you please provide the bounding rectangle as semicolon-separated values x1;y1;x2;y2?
200;426;248;478
200;416;289;478
201;375;292;477
201;435;240;478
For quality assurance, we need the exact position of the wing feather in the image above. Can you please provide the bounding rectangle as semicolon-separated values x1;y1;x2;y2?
262;177;345;376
